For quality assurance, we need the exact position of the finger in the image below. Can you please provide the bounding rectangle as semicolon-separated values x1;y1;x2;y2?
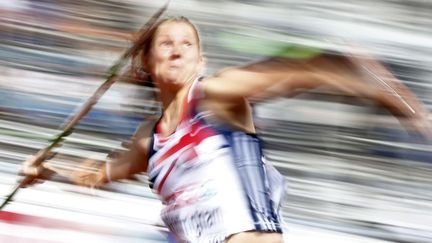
39;166;56;180
20;166;41;177
17;175;37;188
43;163;69;178
34;179;44;184
23;155;37;166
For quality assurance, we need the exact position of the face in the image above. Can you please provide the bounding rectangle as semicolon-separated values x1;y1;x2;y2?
144;21;204;91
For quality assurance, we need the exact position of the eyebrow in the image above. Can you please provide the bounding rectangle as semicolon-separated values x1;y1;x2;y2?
155;35;196;41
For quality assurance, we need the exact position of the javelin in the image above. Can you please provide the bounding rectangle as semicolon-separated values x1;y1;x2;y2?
0;0;170;210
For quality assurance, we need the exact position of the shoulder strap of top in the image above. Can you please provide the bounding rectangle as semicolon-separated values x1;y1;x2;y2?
179;76;204;123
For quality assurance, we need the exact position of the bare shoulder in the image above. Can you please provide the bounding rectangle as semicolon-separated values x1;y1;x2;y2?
199;81;255;133
132;119;157;153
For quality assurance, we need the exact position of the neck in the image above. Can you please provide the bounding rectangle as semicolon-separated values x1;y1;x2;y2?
157;77;196;129
158;79;194;110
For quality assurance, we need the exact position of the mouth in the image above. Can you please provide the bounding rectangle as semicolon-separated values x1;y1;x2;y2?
168;61;182;69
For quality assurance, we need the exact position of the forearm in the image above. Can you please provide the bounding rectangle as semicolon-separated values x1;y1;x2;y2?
306;69;422;119
354;58;429;118
340;43;429;119
103;137;149;182
103;159;141;182
358;67;431;136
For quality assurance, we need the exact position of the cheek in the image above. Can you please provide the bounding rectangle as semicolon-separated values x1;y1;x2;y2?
184;53;201;66
146;53;166;72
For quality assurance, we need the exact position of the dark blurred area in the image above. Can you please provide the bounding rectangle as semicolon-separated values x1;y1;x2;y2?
0;1;431;242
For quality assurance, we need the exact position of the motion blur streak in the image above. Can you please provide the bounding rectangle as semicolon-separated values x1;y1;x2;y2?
1;1;431;242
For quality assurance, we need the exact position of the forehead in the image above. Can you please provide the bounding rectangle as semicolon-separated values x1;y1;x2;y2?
154;21;198;39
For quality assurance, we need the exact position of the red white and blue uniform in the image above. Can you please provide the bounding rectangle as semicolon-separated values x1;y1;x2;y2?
147;78;286;242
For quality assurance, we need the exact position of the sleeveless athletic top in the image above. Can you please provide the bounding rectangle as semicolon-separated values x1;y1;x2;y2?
147;78;286;242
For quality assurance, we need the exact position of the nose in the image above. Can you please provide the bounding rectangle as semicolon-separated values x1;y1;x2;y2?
170;43;182;59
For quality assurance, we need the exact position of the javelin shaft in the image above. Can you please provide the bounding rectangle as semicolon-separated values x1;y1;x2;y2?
0;1;170;210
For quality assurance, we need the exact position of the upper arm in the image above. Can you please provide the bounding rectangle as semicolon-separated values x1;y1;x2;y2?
127;120;155;173
202;57;320;102
109;120;155;179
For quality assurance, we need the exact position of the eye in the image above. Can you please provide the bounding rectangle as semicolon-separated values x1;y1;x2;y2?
183;41;193;47
160;40;172;47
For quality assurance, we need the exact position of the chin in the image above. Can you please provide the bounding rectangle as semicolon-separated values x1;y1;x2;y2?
161;74;191;88
165;79;185;90
165;77;181;85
